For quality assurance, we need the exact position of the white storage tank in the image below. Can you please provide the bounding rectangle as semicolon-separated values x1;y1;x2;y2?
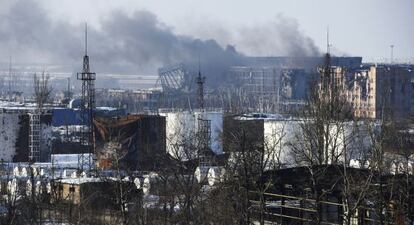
207;167;226;186
194;166;209;183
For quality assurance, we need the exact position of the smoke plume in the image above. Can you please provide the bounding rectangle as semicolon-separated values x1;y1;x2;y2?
0;0;320;76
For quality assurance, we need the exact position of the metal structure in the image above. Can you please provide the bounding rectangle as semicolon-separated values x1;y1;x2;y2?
197;117;211;167
196;71;205;110
157;63;193;93
28;113;41;162
8;56;12;96
77;25;96;171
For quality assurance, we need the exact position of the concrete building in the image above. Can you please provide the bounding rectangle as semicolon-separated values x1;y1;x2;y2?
52;178;139;207
338;65;412;119
94;114;166;171
0;101;52;162
96;88;161;113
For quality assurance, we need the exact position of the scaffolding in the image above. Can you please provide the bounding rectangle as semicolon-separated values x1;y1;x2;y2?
29;112;41;162
197;116;211;167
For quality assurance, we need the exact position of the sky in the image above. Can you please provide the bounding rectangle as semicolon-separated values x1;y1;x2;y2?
39;0;414;61
0;0;413;73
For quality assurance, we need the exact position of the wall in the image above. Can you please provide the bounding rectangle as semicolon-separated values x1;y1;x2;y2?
263;119;376;168
0;113;19;161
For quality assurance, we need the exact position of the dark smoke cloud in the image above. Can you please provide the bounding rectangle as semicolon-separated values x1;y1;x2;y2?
236;14;320;57
179;14;320;57
0;0;320;76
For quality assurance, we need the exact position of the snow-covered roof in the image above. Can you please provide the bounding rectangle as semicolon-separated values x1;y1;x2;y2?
96;106;118;111
0;100;37;111
234;113;287;121
57;177;102;185
51;154;93;164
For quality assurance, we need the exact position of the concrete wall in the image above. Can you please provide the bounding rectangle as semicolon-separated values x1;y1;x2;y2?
0;113;19;161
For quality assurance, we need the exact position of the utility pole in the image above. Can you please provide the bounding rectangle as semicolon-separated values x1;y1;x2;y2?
390;44;394;64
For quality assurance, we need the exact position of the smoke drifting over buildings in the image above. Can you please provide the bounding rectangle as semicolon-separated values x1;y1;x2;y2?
0;0;320;76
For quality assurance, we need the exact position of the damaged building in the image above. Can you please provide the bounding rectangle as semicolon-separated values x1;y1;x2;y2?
94;114;166;171
343;64;413;119
0;101;52;162
157;56;363;112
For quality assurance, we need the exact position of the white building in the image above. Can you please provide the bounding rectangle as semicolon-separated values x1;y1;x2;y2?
227;113;376;170
0;101;52;162
160;111;223;160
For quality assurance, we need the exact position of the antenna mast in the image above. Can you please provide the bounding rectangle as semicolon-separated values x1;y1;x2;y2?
322;26;332;93
8;55;12;97
327;27;330;54
77;23;96;172
196;58;205;110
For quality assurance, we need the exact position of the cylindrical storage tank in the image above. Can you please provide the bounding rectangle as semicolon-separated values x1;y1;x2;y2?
21;167;31;177
31;167;40;177
142;176;151;195
46;182;51;194
194;166;209;183
26;179;32;197
134;177;142;189
35;181;42;195
70;171;78;178
40;168;46;177
8;178;18;197
207;167;226;186
13;166;20;177
142;173;159;195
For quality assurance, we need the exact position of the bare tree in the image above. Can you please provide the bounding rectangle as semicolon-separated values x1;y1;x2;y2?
33;71;52;111
287;53;356;225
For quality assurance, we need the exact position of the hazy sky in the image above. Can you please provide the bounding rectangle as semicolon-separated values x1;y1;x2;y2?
37;0;414;62
0;0;413;69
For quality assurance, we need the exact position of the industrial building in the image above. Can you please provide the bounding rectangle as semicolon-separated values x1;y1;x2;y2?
160;110;223;162
223;113;375;169
343;64;413;119
253;165;414;225
96;88;161;113
94;114;166;171
51;177;140;208
0;101;52;162
156;56;363;113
